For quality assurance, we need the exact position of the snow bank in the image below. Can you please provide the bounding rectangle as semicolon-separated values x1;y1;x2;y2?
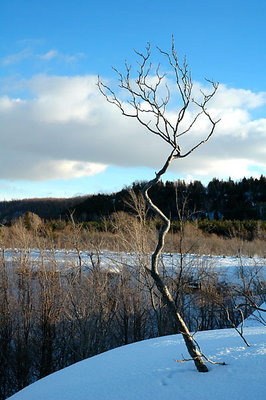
8;325;266;400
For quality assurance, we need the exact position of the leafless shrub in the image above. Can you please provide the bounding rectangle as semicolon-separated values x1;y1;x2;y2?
0;208;265;397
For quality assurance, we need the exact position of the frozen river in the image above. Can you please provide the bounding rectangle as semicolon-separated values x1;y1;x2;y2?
1;248;265;282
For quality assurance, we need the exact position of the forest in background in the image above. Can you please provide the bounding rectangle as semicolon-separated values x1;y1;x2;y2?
0;176;265;223
0;176;265;242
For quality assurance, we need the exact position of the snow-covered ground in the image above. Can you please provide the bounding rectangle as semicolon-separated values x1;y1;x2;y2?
244;302;266;327
3;248;266;280
5;249;266;400
8;323;266;400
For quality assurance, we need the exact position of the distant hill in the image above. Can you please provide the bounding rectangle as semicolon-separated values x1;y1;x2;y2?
1;176;265;224
0;196;89;223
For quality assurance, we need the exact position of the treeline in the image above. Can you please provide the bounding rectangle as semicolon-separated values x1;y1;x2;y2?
68;175;266;222
0;176;265;225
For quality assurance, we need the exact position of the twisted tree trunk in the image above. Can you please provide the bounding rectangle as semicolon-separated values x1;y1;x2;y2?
142;152;208;372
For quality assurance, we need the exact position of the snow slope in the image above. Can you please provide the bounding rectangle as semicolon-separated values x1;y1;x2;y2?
244;302;266;327
8;325;266;400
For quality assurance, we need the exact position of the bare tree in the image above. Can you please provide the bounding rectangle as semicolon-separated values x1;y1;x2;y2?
98;36;220;372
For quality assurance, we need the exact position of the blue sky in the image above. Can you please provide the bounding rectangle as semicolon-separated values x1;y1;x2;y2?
0;0;266;200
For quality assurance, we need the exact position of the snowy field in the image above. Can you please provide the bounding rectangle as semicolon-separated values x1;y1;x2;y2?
8;321;266;400
2;248;266;280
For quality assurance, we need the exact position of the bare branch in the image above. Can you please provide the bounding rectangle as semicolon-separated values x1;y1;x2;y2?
98;38;219;160
221;304;250;347
234;289;266;313
98;37;221;373
175;333;226;366
175;355;226;366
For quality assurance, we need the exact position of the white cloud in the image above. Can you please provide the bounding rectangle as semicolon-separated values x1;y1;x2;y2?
39;50;59;61
47;160;107;180
1;49;32;66
0;75;265;182
208;84;266;109
38;50;83;63
0;96;22;110
1;48;83;67
27;75;98;122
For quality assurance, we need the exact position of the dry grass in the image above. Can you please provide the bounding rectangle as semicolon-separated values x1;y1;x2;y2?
0;215;265;258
